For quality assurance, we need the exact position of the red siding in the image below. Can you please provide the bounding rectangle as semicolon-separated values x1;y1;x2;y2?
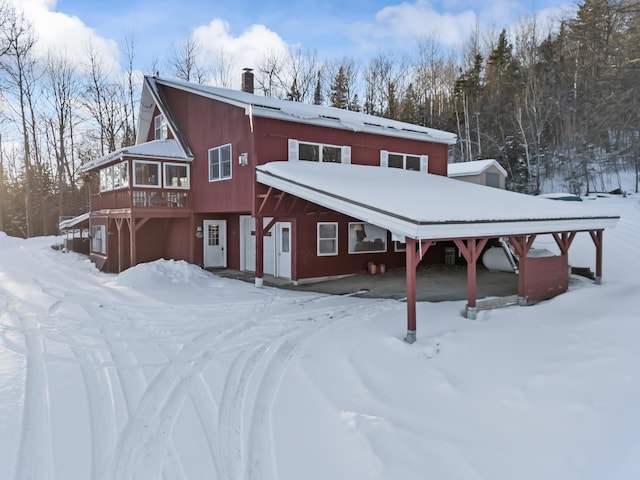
521;254;569;303
293;214;444;280
159;88;255;213
251;116;449;173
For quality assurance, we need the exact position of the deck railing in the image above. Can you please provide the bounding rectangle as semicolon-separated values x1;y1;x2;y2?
91;189;189;210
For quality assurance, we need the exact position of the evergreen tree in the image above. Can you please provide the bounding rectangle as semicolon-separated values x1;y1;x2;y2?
329;66;348;109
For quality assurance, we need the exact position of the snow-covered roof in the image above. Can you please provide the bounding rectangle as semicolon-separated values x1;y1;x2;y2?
144;76;458;146
81;139;190;172
447;159;507;178
256;161;619;240
59;212;89;230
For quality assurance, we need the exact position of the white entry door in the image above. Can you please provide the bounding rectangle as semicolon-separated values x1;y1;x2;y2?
203;220;227;268
276;222;292;279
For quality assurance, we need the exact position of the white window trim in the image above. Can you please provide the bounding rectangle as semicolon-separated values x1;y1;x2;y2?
133;160;162;188
348;221;388;254
380;150;428;172
288;139;351;164
154;114;167;140
317;222;338;256
163;162;190;189
394;241;407;252
99;163;129;192
208;144;233;182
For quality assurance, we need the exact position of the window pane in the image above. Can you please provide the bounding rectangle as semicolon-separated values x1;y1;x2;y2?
99;169;108;191
166;164;188;187
154;114;167;140
388;154;404;169
318;223;336;239
322;146;342;163
299;143;320;161
221;145;231;178
406;155;421;171
281;227;290;253
135;162;159;186
120;163;129;187
319;239;336;254
209;149;220;180
208;224;219;246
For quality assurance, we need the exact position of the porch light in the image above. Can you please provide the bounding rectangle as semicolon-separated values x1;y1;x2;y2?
196;225;203;238
239;152;249;166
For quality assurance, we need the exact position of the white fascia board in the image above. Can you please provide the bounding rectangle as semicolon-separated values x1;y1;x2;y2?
257;170;619;241
414;217;619;240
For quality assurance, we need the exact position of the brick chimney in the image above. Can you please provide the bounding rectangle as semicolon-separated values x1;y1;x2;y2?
241;68;254;94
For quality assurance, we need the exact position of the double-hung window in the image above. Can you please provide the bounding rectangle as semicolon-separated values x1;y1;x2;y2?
209;144;232;181
154;114;167;140
288;139;351;164
317;222;338;256
380;151;428;172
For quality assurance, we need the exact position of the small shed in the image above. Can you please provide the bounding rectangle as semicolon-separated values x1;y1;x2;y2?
448;159;507;189
59;213;90;254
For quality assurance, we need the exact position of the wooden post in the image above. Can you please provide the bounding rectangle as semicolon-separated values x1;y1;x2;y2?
405;238;418;343
255;216;264;287
590;230;603;283
454;237;489;319
115;218;124;273
404;238;432;344
509;234;536;305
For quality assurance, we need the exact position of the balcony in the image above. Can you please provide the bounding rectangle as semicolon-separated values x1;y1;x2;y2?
91;188;189;211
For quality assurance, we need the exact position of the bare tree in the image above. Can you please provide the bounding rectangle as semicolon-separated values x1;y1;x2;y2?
83;43;127;155
121;31;138;146
44;51;79;217
0;4;37;236
256;50;285;97
362;52;409;118
169;34;208;83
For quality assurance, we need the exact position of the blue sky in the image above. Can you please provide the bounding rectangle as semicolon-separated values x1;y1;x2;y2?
18;0;573;77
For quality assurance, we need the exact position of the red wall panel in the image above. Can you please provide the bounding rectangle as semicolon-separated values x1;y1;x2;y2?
522;254;569;303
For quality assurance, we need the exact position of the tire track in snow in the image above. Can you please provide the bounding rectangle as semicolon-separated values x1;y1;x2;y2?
108;324;246;480
218;298;392;480
35;280;125;480
3;296;54;480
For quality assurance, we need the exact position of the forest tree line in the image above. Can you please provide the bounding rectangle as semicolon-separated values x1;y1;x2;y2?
0;0;638;238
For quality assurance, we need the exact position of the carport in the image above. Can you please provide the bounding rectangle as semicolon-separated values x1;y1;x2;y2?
256;162;620;343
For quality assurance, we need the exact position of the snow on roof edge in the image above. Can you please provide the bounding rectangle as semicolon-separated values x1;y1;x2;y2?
152;76;458;146
80;139;190;172
448;159;508;177
256;162;619;240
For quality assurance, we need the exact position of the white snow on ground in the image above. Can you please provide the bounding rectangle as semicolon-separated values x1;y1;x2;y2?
1;194;640;480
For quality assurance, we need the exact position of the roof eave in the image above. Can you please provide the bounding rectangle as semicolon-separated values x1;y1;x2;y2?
256;168;619;240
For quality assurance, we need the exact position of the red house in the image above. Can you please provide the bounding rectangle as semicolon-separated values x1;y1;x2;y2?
82;73;619;342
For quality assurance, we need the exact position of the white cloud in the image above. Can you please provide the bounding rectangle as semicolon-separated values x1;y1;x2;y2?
192;19;288;87
373;0;478;47
7;0;120;73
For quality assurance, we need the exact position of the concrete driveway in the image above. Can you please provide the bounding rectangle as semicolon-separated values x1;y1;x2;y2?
215;265;519;303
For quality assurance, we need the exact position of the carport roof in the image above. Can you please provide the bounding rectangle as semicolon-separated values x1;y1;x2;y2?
256;161;620;240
